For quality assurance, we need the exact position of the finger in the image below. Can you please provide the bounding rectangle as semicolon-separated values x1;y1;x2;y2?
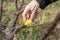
32;11;38;21
29;10;37;21
29;5;39;21
22;8;30;22
26;10;31;19
35;11;38;17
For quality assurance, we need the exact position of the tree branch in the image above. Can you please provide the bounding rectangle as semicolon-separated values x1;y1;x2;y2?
39;11;60;40
10;0;24;32
0;0;3;22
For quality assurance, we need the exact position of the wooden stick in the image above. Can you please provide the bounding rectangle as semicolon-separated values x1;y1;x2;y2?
0;0;3;22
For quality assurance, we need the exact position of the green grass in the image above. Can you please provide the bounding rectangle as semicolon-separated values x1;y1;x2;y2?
0;36;3;40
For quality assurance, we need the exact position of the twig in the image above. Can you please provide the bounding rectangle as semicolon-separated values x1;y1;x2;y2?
0;0;3;22
10;0;24;32
15;0;24;11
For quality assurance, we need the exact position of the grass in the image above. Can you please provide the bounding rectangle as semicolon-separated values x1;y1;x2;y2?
0;0;60;40
0;36;3;40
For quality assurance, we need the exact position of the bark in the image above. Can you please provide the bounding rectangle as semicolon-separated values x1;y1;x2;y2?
0;0;3;22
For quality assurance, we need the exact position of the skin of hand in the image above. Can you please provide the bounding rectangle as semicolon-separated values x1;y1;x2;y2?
22;0;39;23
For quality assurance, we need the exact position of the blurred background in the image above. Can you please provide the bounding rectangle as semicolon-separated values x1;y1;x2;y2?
0;0;60;40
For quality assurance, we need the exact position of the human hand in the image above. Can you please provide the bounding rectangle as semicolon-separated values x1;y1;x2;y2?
22;0;39;23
